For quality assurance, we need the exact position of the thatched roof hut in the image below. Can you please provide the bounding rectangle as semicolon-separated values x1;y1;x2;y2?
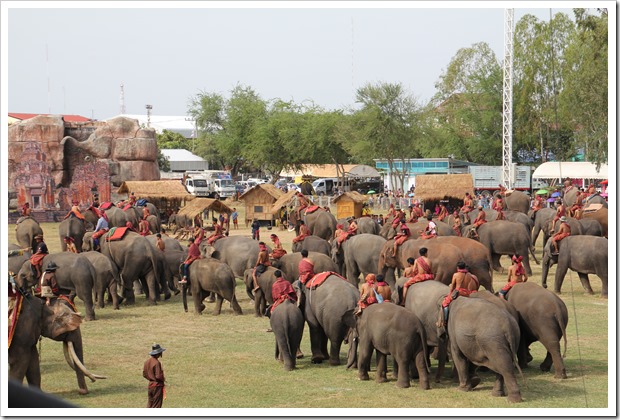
332;191;366;219
270;190;300;214
239;184;284;223
177;198;233;220
413;174;474;202
117;180;195;212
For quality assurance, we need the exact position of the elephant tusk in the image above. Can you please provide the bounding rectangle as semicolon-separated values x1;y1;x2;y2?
68;341;108;382
63;342;77;371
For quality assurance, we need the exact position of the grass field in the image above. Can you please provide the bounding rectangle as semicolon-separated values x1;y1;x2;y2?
6;203;611;413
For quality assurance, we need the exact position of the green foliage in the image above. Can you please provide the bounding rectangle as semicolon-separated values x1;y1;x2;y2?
156;149;170;172
156;129;193;151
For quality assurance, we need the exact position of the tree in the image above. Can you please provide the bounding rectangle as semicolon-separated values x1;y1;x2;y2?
156;129;192;151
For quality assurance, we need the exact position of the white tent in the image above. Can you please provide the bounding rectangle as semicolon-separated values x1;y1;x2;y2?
532;162;608;180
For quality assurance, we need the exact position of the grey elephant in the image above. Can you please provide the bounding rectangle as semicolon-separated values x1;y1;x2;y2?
80;251;121;310
331;233;386;286
9;295;106;395
347;303;430;389
58;217;87;252
83;206;128;228
446;296;523;403
243;267;281;317
463;220;537;275
15;218;43;253
17;253;97;321
541;236;608;297
576;218;603;237
9;243;31;275
504;282;568;378
271;251;339;282
529;208;556;249
293;274;359;365
145;234;184;252
339;217;380;235
291;235;331;256
581;206;608;237
503;190;531;214
182;258;243;315
564;187;607;209
270;299;304;371
206;236;270;278
381;220;455;240
146;214;160;234
303;208;337;240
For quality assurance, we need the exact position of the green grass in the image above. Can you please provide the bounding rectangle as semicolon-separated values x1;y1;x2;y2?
7;212;610;412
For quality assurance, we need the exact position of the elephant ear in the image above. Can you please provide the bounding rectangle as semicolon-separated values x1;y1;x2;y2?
45;302;82;339
342;308;357;330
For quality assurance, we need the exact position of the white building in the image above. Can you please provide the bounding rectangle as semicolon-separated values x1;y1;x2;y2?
160;149;209;173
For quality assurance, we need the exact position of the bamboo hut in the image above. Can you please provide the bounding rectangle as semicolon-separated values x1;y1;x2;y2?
413;174;474;213
239;184;284;225
117;180;194;213
332;191;366;219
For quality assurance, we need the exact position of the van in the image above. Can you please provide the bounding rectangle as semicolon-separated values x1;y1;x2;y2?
312;178;339;196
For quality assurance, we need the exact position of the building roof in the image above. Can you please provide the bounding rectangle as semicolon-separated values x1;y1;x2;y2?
160;149;206;162
270;190;300;214
177;198;233;217
279;164;380;178
532;162;608;180
413;174;474;201
332;191;366;204
239;183;284;201
117;180;194;200
8;113;92;123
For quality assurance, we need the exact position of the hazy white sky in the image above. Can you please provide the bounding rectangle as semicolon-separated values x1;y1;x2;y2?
4;2;581;120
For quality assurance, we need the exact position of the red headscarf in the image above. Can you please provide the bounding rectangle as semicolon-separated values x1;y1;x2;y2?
512;255;525;276
259;243;268;252
365;273;376;284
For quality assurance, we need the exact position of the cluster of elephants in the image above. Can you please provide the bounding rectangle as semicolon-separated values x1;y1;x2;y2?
8;188;608;403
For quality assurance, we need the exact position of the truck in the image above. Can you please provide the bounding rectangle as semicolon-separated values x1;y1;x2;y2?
184;170;236;199
468;165;533;196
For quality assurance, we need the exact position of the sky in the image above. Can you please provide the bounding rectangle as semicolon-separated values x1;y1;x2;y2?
3;2;586;120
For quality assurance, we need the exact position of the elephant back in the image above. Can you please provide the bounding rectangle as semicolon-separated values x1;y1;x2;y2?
505;190;531;214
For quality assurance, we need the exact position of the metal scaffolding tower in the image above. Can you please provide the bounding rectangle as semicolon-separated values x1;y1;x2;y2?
502;8;514;189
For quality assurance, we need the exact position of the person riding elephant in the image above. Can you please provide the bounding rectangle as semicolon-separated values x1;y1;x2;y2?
400;247;435;304
291;235;330;256
243;266;281;317
29;234;49;280
339;216;380;235
271;251;339;283
182;257;243;315
442;293;523;402
549;216;571;255
15;217;44;254
16;202;33;225
58;217;86;253
331;233;386;286
205;236;272;280
63;200;86;222
460;192;474;224
269;234;288;260
293;272;359;365
91;212;110;252
529;207;556;250
498;254;528;300
8;292;106;395
541;235;608;298
179;236;201;285
438;261;479;331
346;303;430;389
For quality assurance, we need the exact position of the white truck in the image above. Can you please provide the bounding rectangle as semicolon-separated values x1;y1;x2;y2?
468;165;533;195
184;170;236;199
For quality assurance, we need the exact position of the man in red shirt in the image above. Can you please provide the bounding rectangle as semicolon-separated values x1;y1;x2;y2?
292;220;311;244
297;249;315;285
179;237;201;284
270;270;297;314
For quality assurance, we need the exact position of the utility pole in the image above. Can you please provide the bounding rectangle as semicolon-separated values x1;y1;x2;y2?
120;83;126;114
146;104;153;127
502;8;514;189
185;117;197;153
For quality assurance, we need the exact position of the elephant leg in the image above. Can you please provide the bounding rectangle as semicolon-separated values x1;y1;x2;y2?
539;334;567;379
96;285;105;309
415;349;430;390
144;272;158;305
435;341;448;384
577;273;594;295
193;289;206;315
492;372;506;397
357;339;372;380
75;286;96;321
516;339;530;369
523;257;533;276
308;323;328;364
553;263;570;295
123;286;136;305
213;294;224;316
451;345;471;391
328;336;344;366
375;351;388;383
491;253;503;273
25;346;41;389
108;283;121;310
254;290;263;317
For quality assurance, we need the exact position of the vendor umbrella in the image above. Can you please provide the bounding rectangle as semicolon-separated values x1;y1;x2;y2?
408;193;415;197
546;198;556;203
536;189;549;195
367;190;376;195
551;191;561;198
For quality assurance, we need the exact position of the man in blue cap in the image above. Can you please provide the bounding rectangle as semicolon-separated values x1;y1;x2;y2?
143;344;166;408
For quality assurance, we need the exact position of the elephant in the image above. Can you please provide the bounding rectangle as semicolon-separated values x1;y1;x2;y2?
293;274;359;365
158;249;187;292
9;295;106;395
576;218;603;237
463;220;537;276
123;206;141;228
9;243;31;275
581;206;608;237
381;220;455;240
80;251;121;310
206;236;270;279
541;236;608;297
291;235;331;256
146;214;160;234
243;267;282;317
564;188;607;209
346;303;430;389
339;217;380;235
446;296;523;403
270;299;304;371
145;234;184;252
58;217;87;253
15;218;43;253
100;231;169;305
379;237;494;293
271;251;339;283
529;208;556;249
83;206;128;228
466;208;533;233
17;253;97;321
331;233;386;286
503;190;531;214
181;258;243;315
504;282;568;379
303;208;337;241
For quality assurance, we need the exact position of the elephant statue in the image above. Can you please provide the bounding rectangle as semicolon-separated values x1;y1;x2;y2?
293;274;359;365
181;258;243;315
15;218;43;253
303;208;337;241
9;243;31;275
581;206;608;237
9;295;106;395
529;208;556;249
205;236;271;279
80;251;121;310
270;299;304;371
339;217;380;235
271;251;339;282
541;236;608;297
503;190;531;214
100;231;169;305
243;267;282;317
504;282;568;379
347;303;430;389
17;253;97;321
463;220;537;275
446;296;523;403
378;237;494;293
58;217;87;253
291;235;331;256
331;233;386;286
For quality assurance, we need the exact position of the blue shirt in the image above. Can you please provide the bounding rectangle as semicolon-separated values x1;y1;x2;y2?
95;217;109;232
231;211;238;220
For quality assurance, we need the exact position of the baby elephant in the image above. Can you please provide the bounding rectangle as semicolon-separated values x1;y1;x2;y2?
350;303;430;389
270;299;304;371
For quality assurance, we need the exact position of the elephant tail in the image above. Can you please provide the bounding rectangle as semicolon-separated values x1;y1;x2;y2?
508;333;527;389
557;309;568;359
419;327;431;375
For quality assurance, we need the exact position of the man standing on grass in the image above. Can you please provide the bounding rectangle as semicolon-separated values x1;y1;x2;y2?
143;344;166;408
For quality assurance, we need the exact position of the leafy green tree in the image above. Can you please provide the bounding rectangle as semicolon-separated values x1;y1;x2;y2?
156;150;170;172
156;129;193;151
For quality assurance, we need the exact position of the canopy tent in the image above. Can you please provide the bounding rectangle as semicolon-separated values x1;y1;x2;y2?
413;174;474;202
532;162;608;180
177;198;233;219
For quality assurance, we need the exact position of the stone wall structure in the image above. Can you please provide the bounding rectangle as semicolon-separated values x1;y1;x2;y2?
8;115;160;211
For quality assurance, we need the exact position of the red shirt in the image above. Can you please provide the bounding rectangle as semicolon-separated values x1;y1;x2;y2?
272;278;297;302
184;242;201;264
298;258;315;284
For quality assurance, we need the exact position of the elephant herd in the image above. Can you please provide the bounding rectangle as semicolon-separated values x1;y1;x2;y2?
8;190;607;403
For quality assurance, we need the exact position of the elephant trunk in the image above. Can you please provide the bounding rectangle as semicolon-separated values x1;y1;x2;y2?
182;283;188;312
541;251;553;289
346;331;358;369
